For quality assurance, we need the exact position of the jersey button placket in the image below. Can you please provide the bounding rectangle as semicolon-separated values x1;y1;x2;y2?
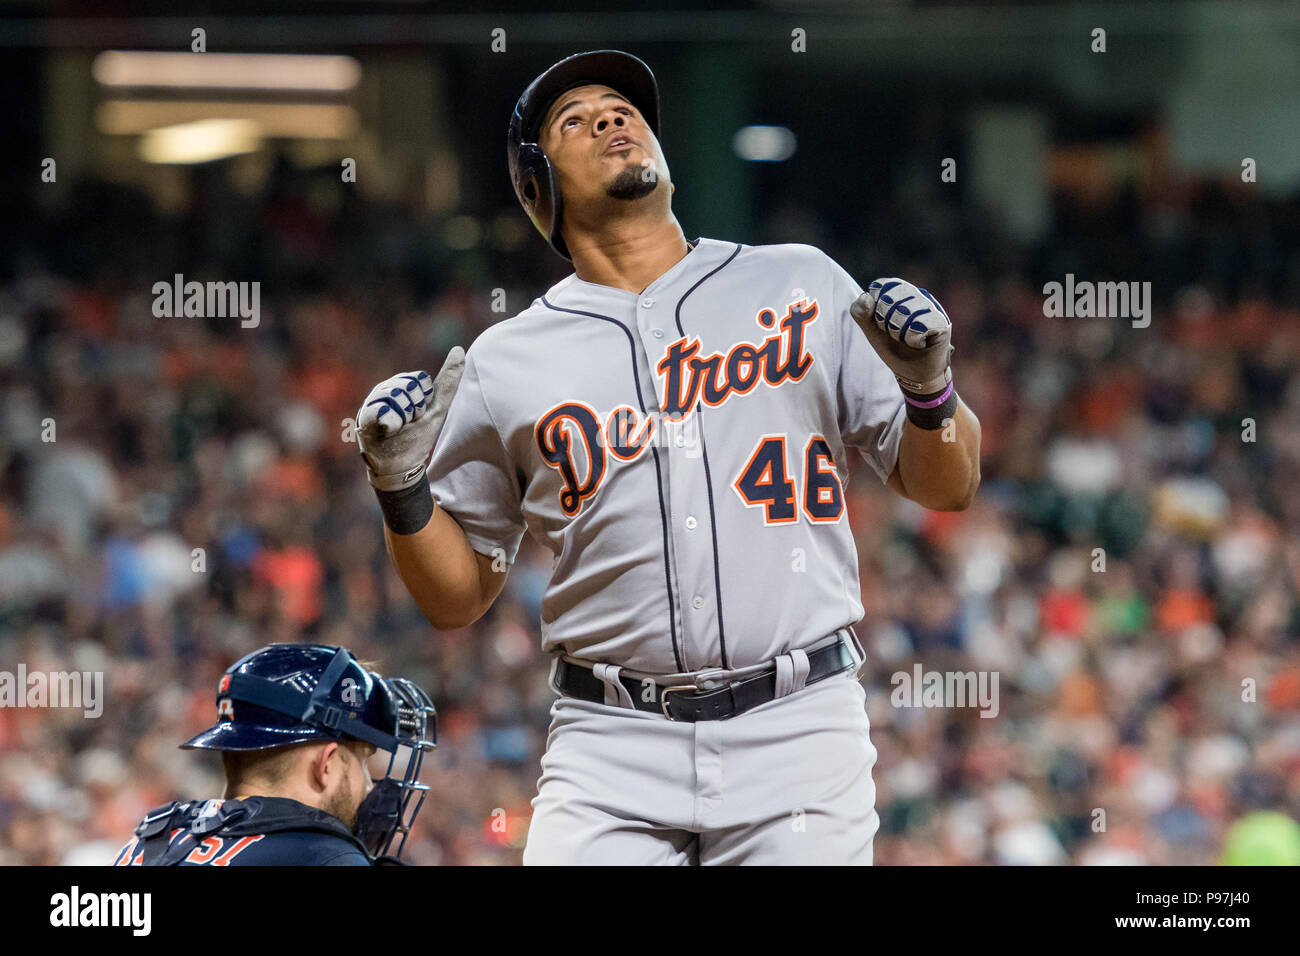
637;298;690;669
644;293;715;664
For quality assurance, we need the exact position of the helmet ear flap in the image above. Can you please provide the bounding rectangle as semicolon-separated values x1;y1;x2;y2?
512;142;569;260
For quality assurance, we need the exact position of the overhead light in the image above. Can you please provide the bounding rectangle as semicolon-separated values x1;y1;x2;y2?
733;125;797;162
98;101;357;138
139;119;261;164
93;51;361;93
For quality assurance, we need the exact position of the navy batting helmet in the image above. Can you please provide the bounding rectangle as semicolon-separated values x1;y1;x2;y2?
507;50;660;260
183;644;436;860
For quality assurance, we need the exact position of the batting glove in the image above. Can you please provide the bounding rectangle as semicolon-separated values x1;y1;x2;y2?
851;278;954;394
851;278;957;429
356;348;465;493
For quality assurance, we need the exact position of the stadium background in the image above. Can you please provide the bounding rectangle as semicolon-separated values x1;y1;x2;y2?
2;0;1300;865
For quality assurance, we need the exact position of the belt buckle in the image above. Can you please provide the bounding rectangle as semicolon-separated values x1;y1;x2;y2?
659;684;699;720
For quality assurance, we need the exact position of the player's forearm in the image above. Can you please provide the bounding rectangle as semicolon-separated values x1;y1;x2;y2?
894;397;981;511
356;352;499;629
383;505;496;630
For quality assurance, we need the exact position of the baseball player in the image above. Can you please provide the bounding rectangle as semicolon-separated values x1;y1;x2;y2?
113;644;436;866
356;50;980;864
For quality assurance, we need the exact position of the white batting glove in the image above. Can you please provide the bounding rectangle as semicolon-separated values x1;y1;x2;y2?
356;348;465;492
850;278;953;395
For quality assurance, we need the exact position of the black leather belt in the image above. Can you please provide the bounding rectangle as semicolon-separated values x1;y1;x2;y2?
554;635;859;722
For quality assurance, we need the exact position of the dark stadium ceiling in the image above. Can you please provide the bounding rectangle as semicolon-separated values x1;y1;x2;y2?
3;1;1297;48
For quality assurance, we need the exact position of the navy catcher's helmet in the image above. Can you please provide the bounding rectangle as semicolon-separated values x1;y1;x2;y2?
507;49;660;261
183;644;436;860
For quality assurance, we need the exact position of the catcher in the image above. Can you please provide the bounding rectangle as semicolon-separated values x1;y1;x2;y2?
113;644;435;866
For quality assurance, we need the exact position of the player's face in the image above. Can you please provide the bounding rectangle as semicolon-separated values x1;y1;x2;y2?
539;84;672;209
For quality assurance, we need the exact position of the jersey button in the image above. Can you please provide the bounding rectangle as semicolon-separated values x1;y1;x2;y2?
652;328;664;338
641;298;655;308
674;434;685;447
691;595;705;610
685;516;697;530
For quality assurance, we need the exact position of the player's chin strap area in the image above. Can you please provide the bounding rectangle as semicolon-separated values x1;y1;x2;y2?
223;649;436;860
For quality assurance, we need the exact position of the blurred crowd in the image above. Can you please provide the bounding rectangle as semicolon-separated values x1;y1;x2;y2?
1;159;1299;866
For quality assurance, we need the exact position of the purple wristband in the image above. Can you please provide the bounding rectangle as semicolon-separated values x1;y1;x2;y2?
901;381;957;430
903;381;955;409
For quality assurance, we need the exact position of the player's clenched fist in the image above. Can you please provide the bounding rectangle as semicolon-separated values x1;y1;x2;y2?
850;278;957;429
356;347;465;493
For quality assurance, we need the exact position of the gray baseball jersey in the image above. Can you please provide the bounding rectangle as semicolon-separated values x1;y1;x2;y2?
427;238;905;676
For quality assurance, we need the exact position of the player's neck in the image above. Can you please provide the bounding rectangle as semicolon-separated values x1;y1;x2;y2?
567;216;692;295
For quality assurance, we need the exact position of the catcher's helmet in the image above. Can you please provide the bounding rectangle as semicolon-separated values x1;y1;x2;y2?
183;643;436;860
507;49;660;260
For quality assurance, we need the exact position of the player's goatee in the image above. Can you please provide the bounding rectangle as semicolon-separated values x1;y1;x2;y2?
606;166;659;201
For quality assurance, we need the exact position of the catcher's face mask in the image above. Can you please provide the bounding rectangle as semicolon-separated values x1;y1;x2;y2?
351;675;437;862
